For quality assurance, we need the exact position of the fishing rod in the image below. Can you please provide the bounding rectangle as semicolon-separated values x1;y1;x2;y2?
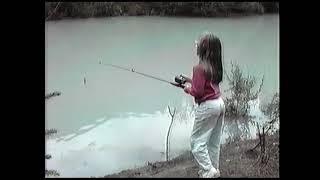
99;60;186;88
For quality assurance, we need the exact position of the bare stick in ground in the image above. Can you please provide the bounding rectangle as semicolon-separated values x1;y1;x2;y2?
252;122;273;167
166;106;176;162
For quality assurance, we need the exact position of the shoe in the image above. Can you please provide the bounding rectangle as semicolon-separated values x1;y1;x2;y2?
201;168;220;178
215;169;221;178
198;169;204;177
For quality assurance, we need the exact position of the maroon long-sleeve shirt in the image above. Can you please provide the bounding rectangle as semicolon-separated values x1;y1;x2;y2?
185;64;221;105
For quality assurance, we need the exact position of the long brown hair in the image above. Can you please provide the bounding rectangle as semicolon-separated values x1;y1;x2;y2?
196;32;223;84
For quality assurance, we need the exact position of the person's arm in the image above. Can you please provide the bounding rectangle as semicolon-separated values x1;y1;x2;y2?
184;66;205;98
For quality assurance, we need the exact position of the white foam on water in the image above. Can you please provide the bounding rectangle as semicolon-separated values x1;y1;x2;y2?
95;116;106;122
61;133;76;140
79;124;96;131
125;112;136;116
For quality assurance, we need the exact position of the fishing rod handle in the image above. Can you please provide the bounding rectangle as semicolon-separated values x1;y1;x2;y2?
170;82;185;89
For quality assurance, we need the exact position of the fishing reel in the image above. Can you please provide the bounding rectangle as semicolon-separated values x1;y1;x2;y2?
170;75;187;88
174;75;187;85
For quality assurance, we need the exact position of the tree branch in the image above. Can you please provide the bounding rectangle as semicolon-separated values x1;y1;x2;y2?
166;106;176;161
46;2;61;21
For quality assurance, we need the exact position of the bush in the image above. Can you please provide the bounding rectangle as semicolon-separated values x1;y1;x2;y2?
224;62;264;118
45;128;57;136
248;92;279;167
223;62;264;142
260;2;279;13
260;93;279;135
263;93;279;120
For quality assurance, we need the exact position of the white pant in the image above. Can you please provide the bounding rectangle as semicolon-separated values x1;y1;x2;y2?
190;97;225;171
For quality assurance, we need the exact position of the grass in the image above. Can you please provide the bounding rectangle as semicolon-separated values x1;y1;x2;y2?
220;133;279;177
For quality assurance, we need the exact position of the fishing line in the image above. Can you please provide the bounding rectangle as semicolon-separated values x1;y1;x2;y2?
99;60;177;86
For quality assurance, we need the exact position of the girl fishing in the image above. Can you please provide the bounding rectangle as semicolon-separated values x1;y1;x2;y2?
177;32;225;178
99;32;224;178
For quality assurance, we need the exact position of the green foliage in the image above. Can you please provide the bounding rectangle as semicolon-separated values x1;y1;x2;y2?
224;62;264;118
263;93;279;122
45;128;57;136
45;91;61;100
45;2;278;21
260;93;279;135
223;62;265;142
